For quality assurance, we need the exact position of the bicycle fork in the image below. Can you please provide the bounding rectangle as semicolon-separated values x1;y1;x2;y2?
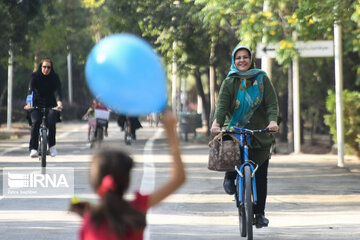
235;145;258;206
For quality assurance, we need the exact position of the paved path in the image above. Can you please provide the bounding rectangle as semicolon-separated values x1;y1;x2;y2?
0;122;359;239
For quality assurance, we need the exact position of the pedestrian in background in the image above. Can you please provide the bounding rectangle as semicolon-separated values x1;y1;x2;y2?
24;58;63;158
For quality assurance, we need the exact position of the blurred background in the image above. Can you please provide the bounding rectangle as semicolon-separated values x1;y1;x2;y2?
1;0;359;156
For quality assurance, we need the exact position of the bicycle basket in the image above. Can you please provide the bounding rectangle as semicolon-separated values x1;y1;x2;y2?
95;109;110;120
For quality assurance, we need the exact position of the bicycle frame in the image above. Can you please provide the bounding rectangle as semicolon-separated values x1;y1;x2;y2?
234;130;255;204
235;145;258;206
231;127;272;204
38;109;48;166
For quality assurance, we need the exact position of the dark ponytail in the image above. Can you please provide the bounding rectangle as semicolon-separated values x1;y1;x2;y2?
69;148;146;237
95;191;146;236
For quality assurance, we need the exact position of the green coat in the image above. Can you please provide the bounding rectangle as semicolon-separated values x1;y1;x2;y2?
214;74;279;166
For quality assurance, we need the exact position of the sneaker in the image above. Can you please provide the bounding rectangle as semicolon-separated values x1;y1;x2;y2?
254;214;269;228
30;149;39;158
49;146;57;157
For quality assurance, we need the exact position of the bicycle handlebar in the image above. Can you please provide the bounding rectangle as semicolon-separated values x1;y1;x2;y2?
26;106;61;112
218;127;276;135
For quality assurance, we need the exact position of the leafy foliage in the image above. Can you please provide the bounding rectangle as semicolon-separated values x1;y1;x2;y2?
324;90;360;157
1;0;360;144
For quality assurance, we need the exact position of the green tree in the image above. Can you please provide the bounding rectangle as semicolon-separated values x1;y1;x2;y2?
190;0;360;144
0;0;42;122
324;90;360;157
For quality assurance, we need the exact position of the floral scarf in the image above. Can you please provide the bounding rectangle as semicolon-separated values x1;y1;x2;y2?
227;45;266;128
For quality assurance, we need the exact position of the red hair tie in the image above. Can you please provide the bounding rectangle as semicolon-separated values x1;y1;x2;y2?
97;175;116;197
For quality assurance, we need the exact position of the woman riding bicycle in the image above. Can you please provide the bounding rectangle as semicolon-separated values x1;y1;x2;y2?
24;58;63;158
210;45;279;228
117;114;142;140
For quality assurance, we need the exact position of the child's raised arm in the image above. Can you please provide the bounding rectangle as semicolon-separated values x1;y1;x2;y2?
148;111;186;208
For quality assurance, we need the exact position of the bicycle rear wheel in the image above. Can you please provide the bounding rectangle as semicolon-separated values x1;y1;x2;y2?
124;121;132;145
95;126;103;147
244;165;253;240
40;129;47;167
236;178;246;237
90;128;95;149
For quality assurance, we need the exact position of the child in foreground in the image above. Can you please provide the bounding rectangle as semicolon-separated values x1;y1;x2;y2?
70;111;185;240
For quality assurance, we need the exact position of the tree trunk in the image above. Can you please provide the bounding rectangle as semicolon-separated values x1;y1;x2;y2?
278;92;288;142
287;65;294;152
194;68;210;134
209;38;216;124
0;86;7;125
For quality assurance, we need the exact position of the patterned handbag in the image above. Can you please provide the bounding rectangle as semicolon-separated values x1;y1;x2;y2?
208;133;242;171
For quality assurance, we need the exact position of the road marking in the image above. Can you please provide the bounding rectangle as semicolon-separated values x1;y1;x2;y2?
0;143;28;156
57;124;88;139
140;128;163;240
0;125;88;156
140;128;163;194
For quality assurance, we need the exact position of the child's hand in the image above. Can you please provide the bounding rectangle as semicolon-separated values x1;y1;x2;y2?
162;111;177;130
69;196;90;217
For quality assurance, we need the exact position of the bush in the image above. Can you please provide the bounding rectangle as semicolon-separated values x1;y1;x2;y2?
61;102;88;121
324;90;360;158
0;101;90;126
0;100;28;125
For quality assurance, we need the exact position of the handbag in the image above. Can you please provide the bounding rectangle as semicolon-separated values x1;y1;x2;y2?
208;133;242;171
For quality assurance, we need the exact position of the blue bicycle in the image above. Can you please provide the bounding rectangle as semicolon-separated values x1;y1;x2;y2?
221;127;273;240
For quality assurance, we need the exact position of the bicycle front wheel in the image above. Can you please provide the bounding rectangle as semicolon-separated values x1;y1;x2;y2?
40;129;47;167
236;179;246;237
244;165;253;240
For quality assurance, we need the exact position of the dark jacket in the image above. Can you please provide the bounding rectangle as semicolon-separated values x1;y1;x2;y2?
27;63;62;108
214;74;279;166
117;115;142;131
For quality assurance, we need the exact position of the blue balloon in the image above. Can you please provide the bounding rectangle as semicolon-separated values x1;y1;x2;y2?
85;33;167;116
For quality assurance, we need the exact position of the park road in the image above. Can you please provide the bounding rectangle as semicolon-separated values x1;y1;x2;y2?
0;121;359;239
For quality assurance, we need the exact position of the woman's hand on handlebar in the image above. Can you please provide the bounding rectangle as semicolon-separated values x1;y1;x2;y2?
211;126;221;136
266;121;279;134
24;103;31;111
210;120;221;136
56;101;63;111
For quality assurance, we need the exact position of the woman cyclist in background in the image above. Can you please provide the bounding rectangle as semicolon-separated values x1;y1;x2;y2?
24;58;63;158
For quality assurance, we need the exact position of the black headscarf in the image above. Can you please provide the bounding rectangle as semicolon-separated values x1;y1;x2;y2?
28;60;62;108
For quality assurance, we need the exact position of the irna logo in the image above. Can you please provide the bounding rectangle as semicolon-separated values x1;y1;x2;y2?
3;167;74;197
8;172;69;188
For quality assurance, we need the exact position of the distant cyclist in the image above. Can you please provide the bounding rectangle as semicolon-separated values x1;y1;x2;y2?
24;58;63;158
82;99;109;142
117;115;142;140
